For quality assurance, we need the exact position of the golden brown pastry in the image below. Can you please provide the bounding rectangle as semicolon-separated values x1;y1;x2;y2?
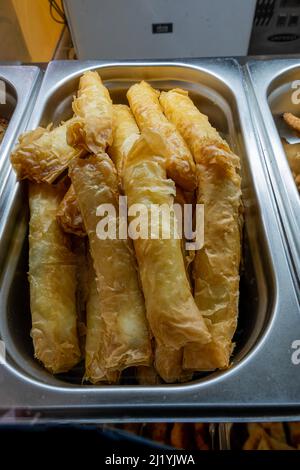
56;184;86;237
108;104;140;186
281;140;300;191
69;153;152;374
154;343;192;383
109;109;196;382
29;183;81;373
173;185;195;282
11;119;82;183
127;81;196;190
73;237;88;355
283;112;300;134
160;88;240;170
85;257;119;384
123;136;211;350
160;88;241;371
67;71;113;153
136;365;161;385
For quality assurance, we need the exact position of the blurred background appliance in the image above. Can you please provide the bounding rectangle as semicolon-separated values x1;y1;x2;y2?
249;0;300;55
63;0;257;59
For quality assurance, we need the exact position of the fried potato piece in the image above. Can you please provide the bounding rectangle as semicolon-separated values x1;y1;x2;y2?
261;422;286;442
56;184;86;237
123;136;211;350
0;117;8;144
108;104;140;187
69;153;152;374
160;88;241;371
243;424;266;450
243;423;295;451
146;423;169;445
127;81;196;190
67;71;113;153
170;423;190;449
288;422;300;447
283;112;300;134
281;140;300;191
267;437;295;451
194;423;210;450
29;183;81;373
11;119;82;183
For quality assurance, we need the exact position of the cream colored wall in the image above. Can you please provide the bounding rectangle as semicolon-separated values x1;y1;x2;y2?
12;0;63;61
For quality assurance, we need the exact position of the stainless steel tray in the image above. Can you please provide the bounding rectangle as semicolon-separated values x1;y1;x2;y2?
0;65;42;268
246;59;300;293
0;59;298;422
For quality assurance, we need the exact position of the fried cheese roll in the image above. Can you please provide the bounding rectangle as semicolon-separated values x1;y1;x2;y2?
108;111;193;381
123;136;211;350
127;81;196;190
56;184;86;237
160;88;242;370
29;183;81;373
11;119;82;183
155;343;192;383
108;104;140;186
67;71;113;153
136;365;161;385
85;258;119;384
69;153;152;373
73;237;88;355
160;88;240;170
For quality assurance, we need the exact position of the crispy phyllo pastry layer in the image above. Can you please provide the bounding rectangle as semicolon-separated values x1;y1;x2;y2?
160;88;242;370
124;136;211;351
67;70;113;153
155;343;192;383
127;81;196;190
108;104;140;186
11;119;81;183
56;184;86;237
70;153;152;376
29;183;81;373
85;258;119;384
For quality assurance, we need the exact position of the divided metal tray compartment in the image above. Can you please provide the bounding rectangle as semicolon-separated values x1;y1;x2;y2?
246;59;300;291
0;59;298;422
0;66;42;268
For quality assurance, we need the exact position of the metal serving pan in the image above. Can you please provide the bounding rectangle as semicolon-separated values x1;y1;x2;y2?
0;66;42;268
245;59;300;292
0;59;298;422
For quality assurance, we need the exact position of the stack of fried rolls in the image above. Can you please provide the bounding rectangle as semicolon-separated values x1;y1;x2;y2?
10;70;242;384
